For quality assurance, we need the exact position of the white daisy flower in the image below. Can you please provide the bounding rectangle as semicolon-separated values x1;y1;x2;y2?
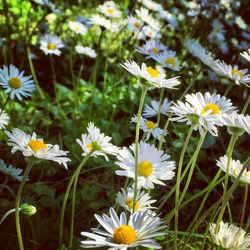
120;60;181;89
81;207;166;249
136;40;167;58
97;1;121;18
126;15;144;31
5;128;70;168
212;60;250;87
131;115;166;141
90;14;112;30
151;50;181;71
75;45;97;58
115;141;175;189
210;221;250;249
40;34;64;56
143;98;171;118
68;21;87;35
0;109;9;129
240;49;250;63
141;25;162;40
140;0;163;12
116;187;156;212
241;115;250;135
0;65;36;101
76;122;119;161
216;156;250;184
0;159;24;181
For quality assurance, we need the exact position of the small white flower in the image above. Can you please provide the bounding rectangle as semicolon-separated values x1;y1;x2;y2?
68;21;87;35
240;49;250;63
40;34;64;56
90;14;119;32
116;187;156;212
136;40;167;58
141;25;162;40
0;159;24;181
97;1;121;18
0;109;9;129
76;122;119;161
210;221;250;249
45;13;57;23
0;65;36;101
143;98;171;118
115;141;175;189
81;207;166;249
75;45;97;58
141;0;163;12
5;128;70;168
126;15;144;31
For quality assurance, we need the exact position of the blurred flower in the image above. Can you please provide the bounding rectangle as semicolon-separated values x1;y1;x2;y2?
75;45;97;58
97;1;121;18
115;141;175;189
68;21;87;35
136;40;167;58
241;49;250;63
90;14;112;30
143;98;171;118
40;34;64;56
0;110;9;129
141;25;162;40
81;207;166;249
0;159;24;181
126;15;144;31
45;13;57;23
0;65;35;101
20;204;37;217
140;0;163;12
5;128;70;168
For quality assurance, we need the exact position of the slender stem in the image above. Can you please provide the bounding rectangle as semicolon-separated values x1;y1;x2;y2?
133;85;148;213
174;126;193;249
0;208;16;224
50;55;59;105
15;160;35;250
0;96;10;115
242;93;250;114
240;184;248;227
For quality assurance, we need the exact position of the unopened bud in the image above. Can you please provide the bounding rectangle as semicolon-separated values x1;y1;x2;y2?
20;203;37;217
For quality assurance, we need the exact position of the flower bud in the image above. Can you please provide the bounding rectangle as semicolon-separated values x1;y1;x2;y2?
20;203;37;217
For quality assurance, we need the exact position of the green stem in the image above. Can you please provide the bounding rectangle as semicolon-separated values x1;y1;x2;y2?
0;96;10;115
133;85;148;213
15;159;35;250
240;184;248;227
50;55;59;105
0;208;16;224
242;93;250;114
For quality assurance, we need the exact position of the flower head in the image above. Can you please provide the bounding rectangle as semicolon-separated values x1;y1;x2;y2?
0;159;24;181
143;98;171;118
240;49;250;63
126;15;144;31
40;34;64;56
136;40;167;58
68;21;87;35
97;1;121;18
75;45;97;58
0;109;9;129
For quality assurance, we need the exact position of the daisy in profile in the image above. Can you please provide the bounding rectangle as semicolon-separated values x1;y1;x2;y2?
116;187;156;212
81;207;165;249
120;60;181;89
76;122;119;161
0;159;24;181
210;221;250;249
151;50;181;71
40;34;64;56
97;1;121;18
212;60;250;87
0;110;9;129
5;128;70;168
216;156;250;184
142;25;162;40
75;45;97;58
143;98;171;118
115;141;175;189
68;21;87;35
241;48;250;63
90;14;111;30
136;40;167;58
126;15;144;31
0;65;36;101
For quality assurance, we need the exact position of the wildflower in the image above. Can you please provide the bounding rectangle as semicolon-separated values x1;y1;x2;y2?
5;128;70;168
241;49;250;63
210;221;250;249
136;40;167;58
45;13;57;23
0;109;9;129
143;98;171;118
90;14;112;30
216;156;250;184
75;45;97;58
68;21;87;35
0;159;24;181
115;141;175;189
40;34;64;56
140;0;163;12
141;25;162;40
97;1;121;18
121;60;181;89
81;207;165;249
20;204;37;217
116;187;156;212
76;122;119;161
126;15;144;31
0;65;36;101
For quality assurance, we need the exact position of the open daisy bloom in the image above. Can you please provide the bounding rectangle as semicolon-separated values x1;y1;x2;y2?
216;156;250;184
126;15;144;31
136;40;167;58
115;141;175;189
210;221;250;249
0;65;36;101
90;14;112;30
40;34;64;56
81;207;165;249
0;159;24;181
143;98;171;118
0;109;9;129
5;128;70;168
97;1;121;18
68;21;87;35
116;187;156;213
75;45;97;58
76;122;119;161
121;60;181;89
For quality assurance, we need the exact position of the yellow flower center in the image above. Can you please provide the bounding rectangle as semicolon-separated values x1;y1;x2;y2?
146;120;156;129
152;47;158;54
165;57;176;66
87;143;93;150
125;198;140;211
107;8;114;14
201;103;221;115
27;140;48;154
75;26;80;31
47;43;56;50
146;67;159;78
231;68;243;78
134;22;141;28
9;77;21;89
138;160;153;177
113;225;137;244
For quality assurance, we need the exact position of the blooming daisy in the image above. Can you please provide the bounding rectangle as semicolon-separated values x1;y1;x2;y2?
90;14;112;30
141;25;162;40
140;0;163;12
68;21;87;35
120;60;181;89
5;128;70;168
136;40;167;58
116;187;156;212
0;159;24;181
75;45;97;58
126;15;144;31
0;65;36;101
151;50;181;71
240;49;250;63
40;34;64;56
131;115;166;141
76;122;119;161
81;207;165;249
143;98;171;118
0;109;9;129
115;141;175;189
97;1;121;18
212;60;250;87
210;221;250;249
